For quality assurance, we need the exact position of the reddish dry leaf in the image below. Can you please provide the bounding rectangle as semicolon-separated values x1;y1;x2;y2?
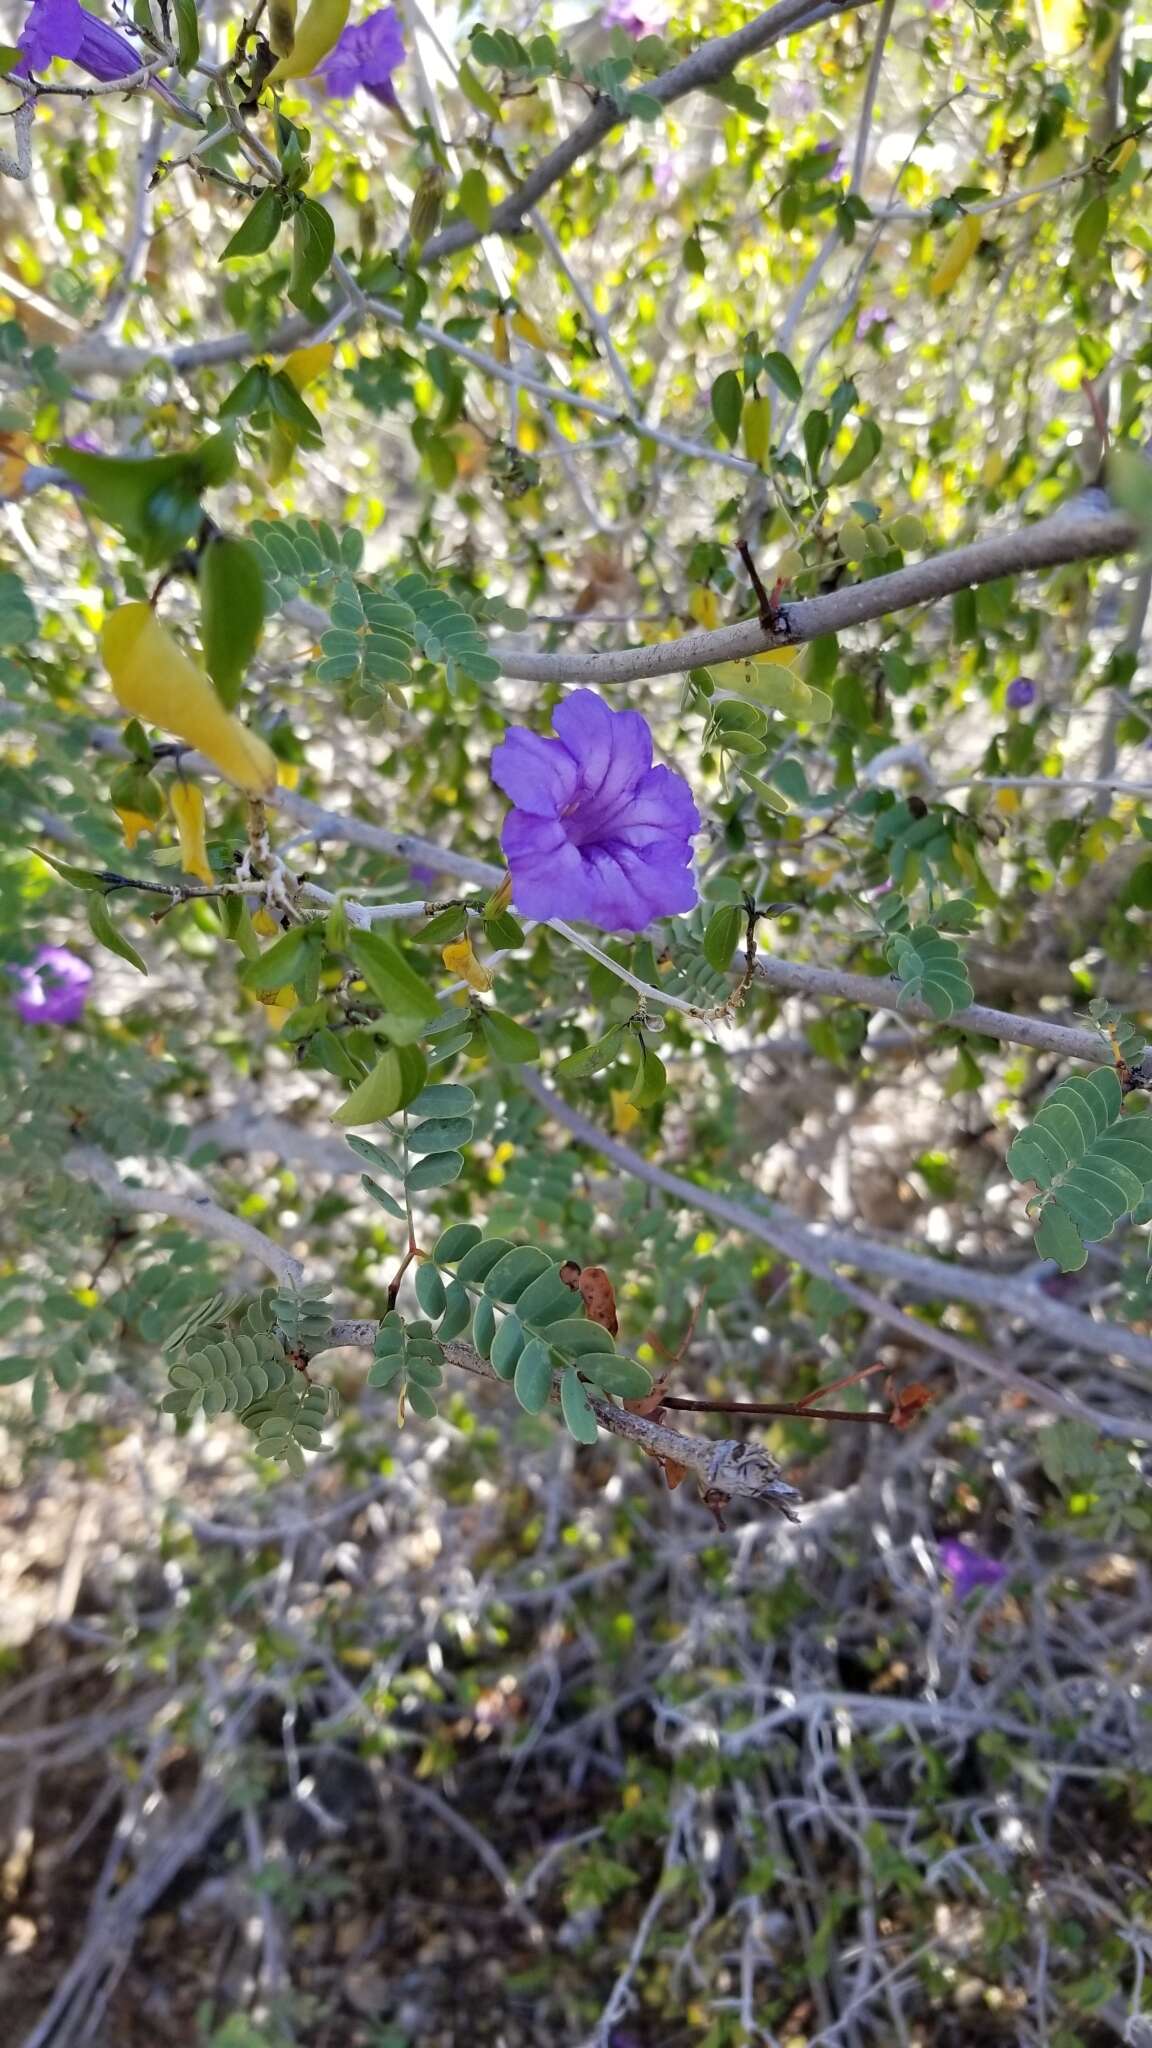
659;1457;689;1490
888;1381;933;1431
624;1372;668;1419
577;1265;618;1335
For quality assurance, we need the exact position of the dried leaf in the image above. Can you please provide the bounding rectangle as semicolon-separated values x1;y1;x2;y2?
577;1265;618;1335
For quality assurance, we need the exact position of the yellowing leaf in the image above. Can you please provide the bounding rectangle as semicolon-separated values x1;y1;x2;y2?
102;603;277;797
253;908;280;937
264;0;348;81
689;587;719;629
708;653;832;723
611;1089;642;1136
510;311;551;351
928;213;983;297
169;781;213;884
261;983;297;1028
492;315;510;364
442;936;493;992
995;789;1020;814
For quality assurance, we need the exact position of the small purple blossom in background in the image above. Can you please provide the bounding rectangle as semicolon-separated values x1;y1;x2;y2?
856;302;891;340
600;0;667;36
1006;676;1037;711
492;689;699;934
938;1538;1006;1597
320;5;404;105
11;945;92;1026
408;858;448;892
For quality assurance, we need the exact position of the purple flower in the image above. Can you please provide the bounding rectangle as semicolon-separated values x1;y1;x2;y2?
16;0;192;114
856;303;891;340
408;859;446;891
1006;676;1037;711
320;5;404;105
938;1538;1006;1597
600;0;667;35
18;0;143;78
11;945;92;1026
492;690;699;933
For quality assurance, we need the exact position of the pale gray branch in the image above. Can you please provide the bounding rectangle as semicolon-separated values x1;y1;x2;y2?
66;1144;303;1287
518;1072;1152;1383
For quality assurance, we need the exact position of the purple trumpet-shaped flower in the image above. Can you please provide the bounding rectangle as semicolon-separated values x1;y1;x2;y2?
320;5;405;105
491;689;699;934
11;945;92;1026
938;1538;1007;1598
16;0;194;116
1006;675;1037;711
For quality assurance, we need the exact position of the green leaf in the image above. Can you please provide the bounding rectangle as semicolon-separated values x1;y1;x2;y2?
222;188;285;260
361;1174;407;1220
471;1296;497;1358
803;407;829;476
761;350;801;402
513;1337;553;1414
172;0;199;71
436;1280;472;1340
405;1149;465;1191
711;369;743;446
560;1364;599;1444
409;1082;475;1117
0;570;36;647
479;1008;539;1063
887;926;973;1020
33;849;108;893
239;925;317;993
433;1222;484;1266
490;1313;525;1380
483;1244;554;1301
1073;191;1109;265
415;1263;446;1318
703;903;742;974
1108;443;1152;546
1008;1069;1152;1270
333;1043;428;1125
547;1318;615;1357
830;417;882;486
345;1133;405;1177
458;168;492;231
630;1043;667;1109
289;198;336;311
574;1354;652;1398
458;56;502;117
514;1267;579;1327
455;1236;514;1284
348;930;439;1038
0;1355;37;1384
200;534;266;710
407;1115;473;1154
554;1027;627;1080
87;893;147;975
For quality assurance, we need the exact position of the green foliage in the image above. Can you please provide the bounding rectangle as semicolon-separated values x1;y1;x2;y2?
162;1290;337;1469
1008;1070;1152;1270
886;924;973;1020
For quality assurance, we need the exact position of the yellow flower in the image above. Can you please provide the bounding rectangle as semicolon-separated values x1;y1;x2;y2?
114;808;156;851
442;936;493;992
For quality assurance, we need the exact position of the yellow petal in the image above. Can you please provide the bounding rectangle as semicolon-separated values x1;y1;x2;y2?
277;760;301;789
252;908;280;937
492;315;510;364
442;937;493;993
114;807;155;851
260;983;297;1028
689;587;719;629
282;342;335;391
511;311;550;350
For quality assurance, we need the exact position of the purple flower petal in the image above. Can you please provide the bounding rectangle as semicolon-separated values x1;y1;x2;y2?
492;690;699;934
320;5;404;101
491;728;580;817
938;1538;1006;1597
11;944;92;1027
16;0;141;79
1006;676;1037;710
